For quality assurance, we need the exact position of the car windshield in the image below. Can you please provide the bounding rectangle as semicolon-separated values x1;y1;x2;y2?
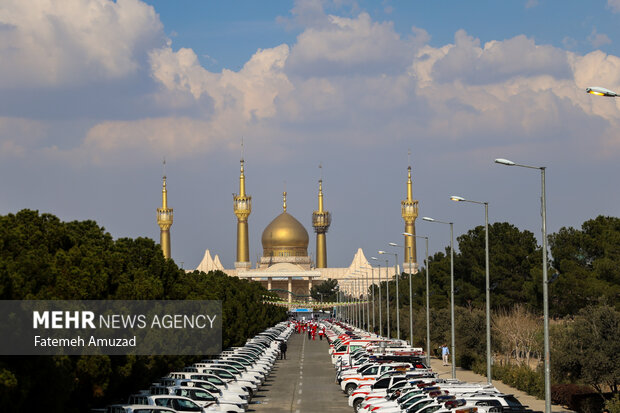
409;399;433;411
418;405;442;413
398;390;422;403
195;382;218;392
174;398;201;411
135;410;176;413
504;396;524;408
211;370;234;379
402;395;426;407
193;389;216;401
203;376;224;386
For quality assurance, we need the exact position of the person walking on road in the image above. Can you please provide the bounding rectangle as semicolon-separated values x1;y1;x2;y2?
441;344;450;366
280;341;287;360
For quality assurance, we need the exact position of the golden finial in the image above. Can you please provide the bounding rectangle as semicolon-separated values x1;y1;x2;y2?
313;165;331;268
162;158;168;209
239;158;246;197
283;191;287;212
233;147;252;267
157;158;173;259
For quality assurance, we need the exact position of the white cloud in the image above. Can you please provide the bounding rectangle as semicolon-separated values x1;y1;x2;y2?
608;0;620;13
286;12;427;76
587;28;612;48
69;21;620;163
76;117;223;164
0;117;47;158
149;44;292;121
0;0;165;88
3;2;620;165
525;0;539;9
429;31;571;85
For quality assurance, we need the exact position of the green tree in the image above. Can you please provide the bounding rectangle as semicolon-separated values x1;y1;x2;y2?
310;278;339;302
456;222;540;310
0;210;287;412
549;216;620;316
552;305;620;395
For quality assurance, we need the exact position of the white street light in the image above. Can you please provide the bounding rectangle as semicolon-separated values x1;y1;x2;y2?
423;216;457;379
494;158;515;166
378;251;392;339
451;195;492;385
371;257;383;337
384;246;401;340
585;86;619;97
495;157;550;413
404;231;431;367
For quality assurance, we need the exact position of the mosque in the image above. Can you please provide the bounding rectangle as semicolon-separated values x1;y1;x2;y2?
156;159;420;305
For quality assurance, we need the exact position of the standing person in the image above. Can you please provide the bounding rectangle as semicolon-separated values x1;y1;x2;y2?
442;344;450;366
319;328;324;341
280;341;288;360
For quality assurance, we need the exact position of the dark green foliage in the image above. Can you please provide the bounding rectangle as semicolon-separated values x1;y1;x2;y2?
487;363;544;399
455;222;540;310
455;306;486;369
551;305;620;395
0;210;286;412
310;278;339;302
549;216;620;316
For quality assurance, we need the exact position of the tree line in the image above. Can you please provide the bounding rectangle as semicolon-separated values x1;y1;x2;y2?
313;215;619;408
0;209;286;412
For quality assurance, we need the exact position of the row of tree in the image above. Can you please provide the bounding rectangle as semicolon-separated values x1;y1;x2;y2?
342;216;619;319
311;215;619;401
0;210;287;412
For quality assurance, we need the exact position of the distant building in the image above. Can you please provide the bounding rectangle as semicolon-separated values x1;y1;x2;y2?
187;158;420;305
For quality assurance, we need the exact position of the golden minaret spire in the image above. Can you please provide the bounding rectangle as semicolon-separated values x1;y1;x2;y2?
233;149;252;270
401;158;419;272
312;165;331;268
157;160;173;259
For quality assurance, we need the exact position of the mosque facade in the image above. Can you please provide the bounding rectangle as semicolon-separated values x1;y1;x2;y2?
158;158;419;305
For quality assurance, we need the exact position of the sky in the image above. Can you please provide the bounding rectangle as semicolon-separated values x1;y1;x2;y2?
1;0;619;270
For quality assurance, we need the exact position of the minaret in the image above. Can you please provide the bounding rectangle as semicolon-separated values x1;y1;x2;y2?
157;173;173;259
312;179;331;268
401;165;419;272
233;158;252;270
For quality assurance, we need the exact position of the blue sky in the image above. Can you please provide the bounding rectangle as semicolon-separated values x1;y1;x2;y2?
1;0;619;270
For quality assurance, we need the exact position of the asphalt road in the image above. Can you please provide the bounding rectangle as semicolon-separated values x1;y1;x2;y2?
250;331;349;413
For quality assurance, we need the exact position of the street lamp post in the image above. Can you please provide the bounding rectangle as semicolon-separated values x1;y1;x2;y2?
451;195;492;384
495;158;550;413
382;248;400;340
371;257;383;337
376;254;391;339
363;265;375;334
386;258;390;337
389;241;413;346
360;267;371;331
357;272;365;330
404;232;431;367
423;216;456;379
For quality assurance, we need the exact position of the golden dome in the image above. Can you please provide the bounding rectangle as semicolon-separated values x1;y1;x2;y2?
262;211;309;257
